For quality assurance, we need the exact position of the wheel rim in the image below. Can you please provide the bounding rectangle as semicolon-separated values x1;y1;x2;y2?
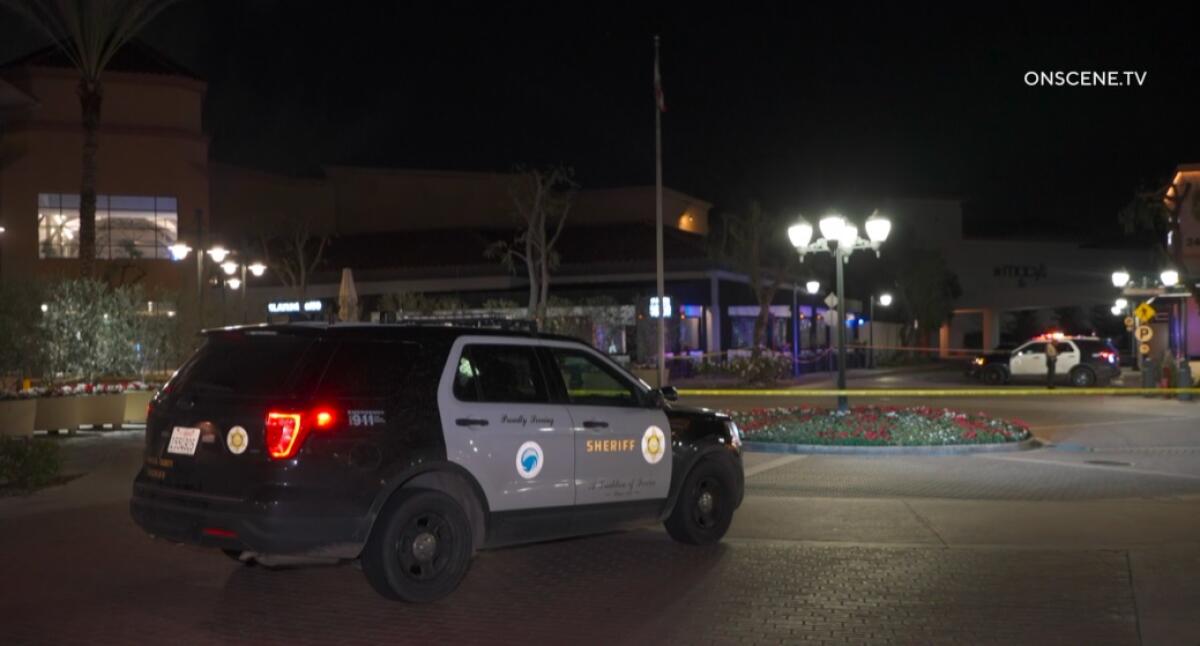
395;511;453;581
691;476;721;529
1074;371;1091;386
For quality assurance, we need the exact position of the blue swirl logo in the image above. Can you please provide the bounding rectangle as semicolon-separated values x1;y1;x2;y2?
515;441;544;479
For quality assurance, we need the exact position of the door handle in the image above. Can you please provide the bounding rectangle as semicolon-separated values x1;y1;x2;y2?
455;418;489;427
582;420;608;429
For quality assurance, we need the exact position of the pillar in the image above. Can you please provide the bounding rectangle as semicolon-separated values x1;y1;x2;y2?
982;308;1000;351
939;322;951;359
707;275;721;355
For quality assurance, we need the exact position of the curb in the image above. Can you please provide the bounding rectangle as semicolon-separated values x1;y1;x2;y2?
742;436;1041;456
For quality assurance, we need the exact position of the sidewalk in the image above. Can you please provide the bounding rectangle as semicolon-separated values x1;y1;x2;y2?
670;362;957;390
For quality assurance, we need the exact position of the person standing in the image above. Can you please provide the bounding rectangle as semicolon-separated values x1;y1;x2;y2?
1045;342;1058;389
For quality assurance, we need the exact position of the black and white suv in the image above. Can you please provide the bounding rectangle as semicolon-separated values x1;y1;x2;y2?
968;335;1121;387
131;324;744;602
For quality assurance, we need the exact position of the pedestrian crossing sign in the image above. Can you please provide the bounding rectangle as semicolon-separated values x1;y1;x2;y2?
1134;302;1156;324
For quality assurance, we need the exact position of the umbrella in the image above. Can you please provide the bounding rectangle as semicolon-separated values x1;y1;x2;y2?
337;267;358;322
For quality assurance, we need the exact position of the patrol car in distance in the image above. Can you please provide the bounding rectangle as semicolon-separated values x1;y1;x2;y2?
967;334;1121;387
131;323;744;602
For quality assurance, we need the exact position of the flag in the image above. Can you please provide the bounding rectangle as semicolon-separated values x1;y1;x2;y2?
654;45;666;113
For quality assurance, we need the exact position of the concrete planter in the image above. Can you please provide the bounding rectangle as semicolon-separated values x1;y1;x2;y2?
34;397;81;433
80;393;126;429
0;399;37;438
124;391;154;424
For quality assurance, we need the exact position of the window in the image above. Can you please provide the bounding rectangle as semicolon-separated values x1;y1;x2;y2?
551;348;641;407
38;193;178;259
1053;343;1074;354
453;345;548;403
176;335;316;397
1018;343;1047;355
318;341;421;398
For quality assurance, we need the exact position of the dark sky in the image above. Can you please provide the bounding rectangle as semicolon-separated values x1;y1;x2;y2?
3;1;1198;239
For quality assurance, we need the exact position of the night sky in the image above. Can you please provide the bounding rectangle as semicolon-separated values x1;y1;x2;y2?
2;1;1198;240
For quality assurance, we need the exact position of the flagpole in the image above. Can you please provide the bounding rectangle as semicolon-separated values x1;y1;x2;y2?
654;35;666;388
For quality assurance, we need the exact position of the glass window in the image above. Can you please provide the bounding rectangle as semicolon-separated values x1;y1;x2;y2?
454;345;548;403
176;335;316;397
317;341;421;398
37;193;179;259
551;348;641;407
1053;342;1074;354
1018;343;1047;355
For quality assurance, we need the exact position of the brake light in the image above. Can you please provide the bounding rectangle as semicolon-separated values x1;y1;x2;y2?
1094;351;1117;363
265;412;304;459
265;407;340;459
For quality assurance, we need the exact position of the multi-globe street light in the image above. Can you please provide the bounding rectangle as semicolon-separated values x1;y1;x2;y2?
170;243;267;326
869;292;893;369
789;210;892;411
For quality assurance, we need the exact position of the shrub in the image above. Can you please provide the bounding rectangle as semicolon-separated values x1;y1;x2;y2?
0;437;62;490
729;352;793;385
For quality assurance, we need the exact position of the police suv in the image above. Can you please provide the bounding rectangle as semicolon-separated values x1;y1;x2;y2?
967;335;1121;387
131;324;744;602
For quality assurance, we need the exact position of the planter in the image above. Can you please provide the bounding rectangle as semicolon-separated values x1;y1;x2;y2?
632;367;667;388
124;391;154;424
35;397;81;433
79;393;126;429
0;399;37;438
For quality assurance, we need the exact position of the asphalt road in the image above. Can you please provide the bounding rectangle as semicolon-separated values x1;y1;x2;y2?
2;375;1198;644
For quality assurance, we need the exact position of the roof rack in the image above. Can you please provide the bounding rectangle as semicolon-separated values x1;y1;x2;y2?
387;316;540;333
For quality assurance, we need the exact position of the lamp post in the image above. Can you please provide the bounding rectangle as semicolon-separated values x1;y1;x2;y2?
1112;267;1192;389
869;292;892;369
789;210;892;411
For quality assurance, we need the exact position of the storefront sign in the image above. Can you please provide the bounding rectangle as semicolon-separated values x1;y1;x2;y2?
268;300;323;314
993;263;1047;287
649;296;672;318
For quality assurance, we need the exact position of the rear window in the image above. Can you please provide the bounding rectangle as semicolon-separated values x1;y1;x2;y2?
176;333;317;397
1075;340;1117;355
316;341;421;398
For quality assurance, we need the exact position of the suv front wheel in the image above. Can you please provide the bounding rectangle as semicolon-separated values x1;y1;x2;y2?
362;488;473;602
664;459;735;545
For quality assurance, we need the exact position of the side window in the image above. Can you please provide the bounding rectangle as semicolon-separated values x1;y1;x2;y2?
453;344;548;403
550;348;641;407
1055;343;1074;354
318;341;421;398
1019;343;1047;356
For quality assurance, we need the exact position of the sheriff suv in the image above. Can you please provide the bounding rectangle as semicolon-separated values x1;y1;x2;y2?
131;324;744;602
967;335;1121;387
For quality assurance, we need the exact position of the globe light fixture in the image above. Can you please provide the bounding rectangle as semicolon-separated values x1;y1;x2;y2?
837;223;859;251
1115;298;1128;309
818;214;846;243
1111;305;1123;316
207;246;230;263
787;218;814;249
806;280;820;294
168;243;192;261
247;262;267;277
864;210;892;245
220;260;239;276
879;293;893;307
1111;269;1130;288
226;277;242;290
1160;269;1179;287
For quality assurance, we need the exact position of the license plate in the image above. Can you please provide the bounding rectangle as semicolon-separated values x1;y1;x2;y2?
167;426;201;456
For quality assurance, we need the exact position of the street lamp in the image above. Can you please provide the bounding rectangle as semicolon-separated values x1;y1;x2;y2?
247;262;267;277
207;246;230;263
1160;269;1179;287
869;292;892;369
1111;269;1131;288
220;260;239;276
790;210;892;411
168;242;192;261
226;277;242;290
805;280;820;295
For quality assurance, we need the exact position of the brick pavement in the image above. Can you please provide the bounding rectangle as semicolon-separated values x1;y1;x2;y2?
0;502;1140;645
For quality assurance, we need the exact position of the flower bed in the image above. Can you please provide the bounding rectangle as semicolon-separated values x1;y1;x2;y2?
728;405;1031;447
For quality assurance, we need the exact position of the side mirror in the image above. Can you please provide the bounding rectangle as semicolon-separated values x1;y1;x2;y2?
658;386;679;402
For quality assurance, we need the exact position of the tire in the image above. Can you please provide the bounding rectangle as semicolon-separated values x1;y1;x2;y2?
664;459;735;545
1070;366;1097;387
982;366;1007;386
361;488;473;603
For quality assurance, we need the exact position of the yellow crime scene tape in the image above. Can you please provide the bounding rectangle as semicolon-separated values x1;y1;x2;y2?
677;388;1200;397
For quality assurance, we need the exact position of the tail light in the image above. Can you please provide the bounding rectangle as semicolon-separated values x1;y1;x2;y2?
1093;351;1117;363
265;407;339;459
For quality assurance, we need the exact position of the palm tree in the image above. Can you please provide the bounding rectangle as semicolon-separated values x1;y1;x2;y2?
2;0;177;277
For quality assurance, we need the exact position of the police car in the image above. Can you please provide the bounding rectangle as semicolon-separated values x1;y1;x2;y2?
967;334;1121;387
131;324;744;602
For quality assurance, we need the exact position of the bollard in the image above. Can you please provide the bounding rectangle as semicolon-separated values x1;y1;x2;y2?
1141;357;1157;393
1180;362;1195;402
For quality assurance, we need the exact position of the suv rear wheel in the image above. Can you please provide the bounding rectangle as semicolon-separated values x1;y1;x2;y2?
362;488;473;602
982;365;1007;385
1070;366;1097;387
664;459;734;545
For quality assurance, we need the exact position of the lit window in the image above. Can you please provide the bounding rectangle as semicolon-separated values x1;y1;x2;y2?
38;193;179;260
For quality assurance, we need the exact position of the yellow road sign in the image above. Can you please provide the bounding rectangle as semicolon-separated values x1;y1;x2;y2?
1135;325;1154;342
1134;302;1156;323
1139;342;1152;355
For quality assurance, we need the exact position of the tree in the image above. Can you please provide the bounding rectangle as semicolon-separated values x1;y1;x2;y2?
485;166;578;329
0;282;45;389
712;202;793;359
3;0;178;277
39;279;140;383
258;215;330;304
1119;180;1200;305
896;252;962;348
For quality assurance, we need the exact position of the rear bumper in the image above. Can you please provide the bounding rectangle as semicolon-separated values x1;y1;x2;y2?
130;474;369;559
